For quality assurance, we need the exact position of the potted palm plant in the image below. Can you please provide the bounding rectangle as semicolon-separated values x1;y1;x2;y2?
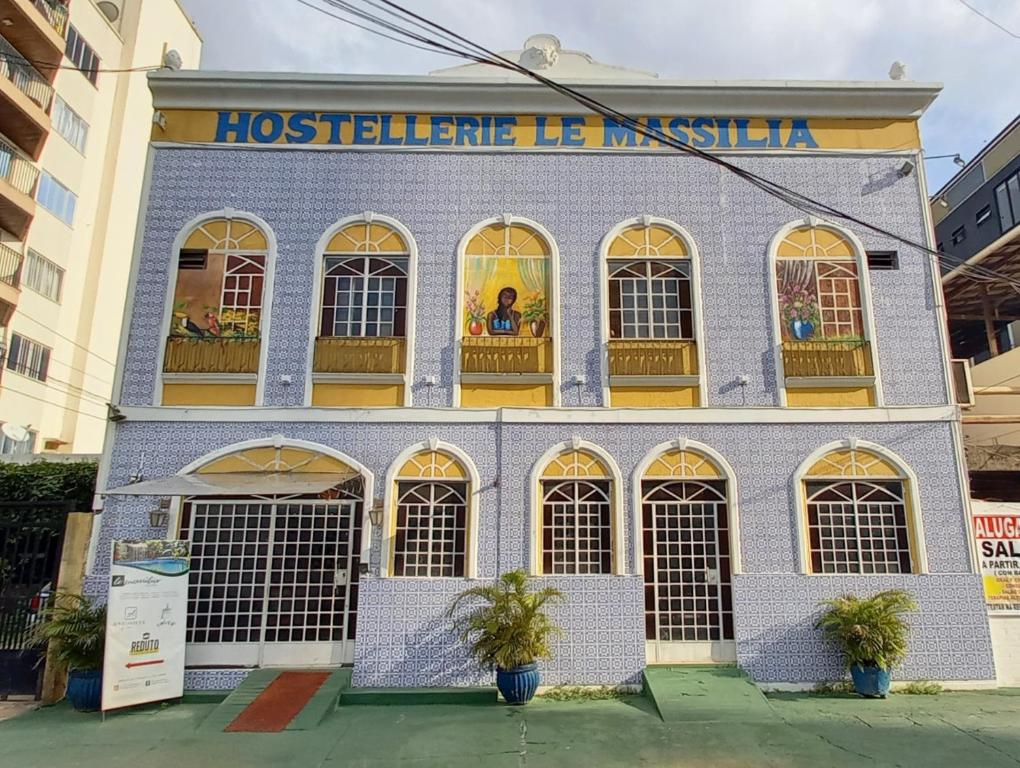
30;593;106;711
448;570;564;705
814;589;917;698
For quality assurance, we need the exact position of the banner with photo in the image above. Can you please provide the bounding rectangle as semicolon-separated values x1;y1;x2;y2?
101;540;190;711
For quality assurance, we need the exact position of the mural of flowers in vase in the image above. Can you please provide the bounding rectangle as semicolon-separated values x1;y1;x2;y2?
465;289;486;336
522;292;548;337
777;261;820;341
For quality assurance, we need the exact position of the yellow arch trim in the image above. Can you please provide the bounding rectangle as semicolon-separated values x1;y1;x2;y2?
326;221;408;254
776;226;853;260
465;223;551;257
804;448;903;479
541;449;610;479
396;449;469;480
607;224;688;258
643;449;722;479
183;218;268;252
196;445;354;474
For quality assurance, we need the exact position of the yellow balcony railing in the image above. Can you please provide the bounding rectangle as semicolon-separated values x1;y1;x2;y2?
461;337;552;374
781;340;873;378
163;336;260;374
313;337;406;374
608;339;698;377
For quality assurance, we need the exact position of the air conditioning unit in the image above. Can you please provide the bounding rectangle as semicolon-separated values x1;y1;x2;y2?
951;359;975;408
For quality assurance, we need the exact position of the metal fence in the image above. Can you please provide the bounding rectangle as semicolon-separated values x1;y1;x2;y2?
0;243;23;289
0;138;40;197
0;36;54;113
31;0;68;38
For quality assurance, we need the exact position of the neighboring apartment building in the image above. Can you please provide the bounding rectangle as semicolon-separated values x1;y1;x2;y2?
0;0;200;456
935;115;1020;685
87;37;997;692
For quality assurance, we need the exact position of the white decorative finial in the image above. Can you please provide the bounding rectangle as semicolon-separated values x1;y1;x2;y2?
521;34;561;70
888;61;907;81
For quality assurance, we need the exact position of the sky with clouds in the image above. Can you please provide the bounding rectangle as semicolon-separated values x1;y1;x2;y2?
179;0;1020;191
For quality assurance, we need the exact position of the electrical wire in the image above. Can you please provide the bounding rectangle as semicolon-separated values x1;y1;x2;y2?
11;307;118;372
0;52;163;75
954;0;1020;40
0;380;106;421
304;0;1020;291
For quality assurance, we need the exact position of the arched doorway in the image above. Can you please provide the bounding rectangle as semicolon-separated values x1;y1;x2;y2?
174;439;370;667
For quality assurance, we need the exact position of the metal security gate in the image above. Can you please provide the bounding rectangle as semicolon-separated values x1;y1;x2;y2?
0;501;73;698
642;481;734;664
180;498;361;668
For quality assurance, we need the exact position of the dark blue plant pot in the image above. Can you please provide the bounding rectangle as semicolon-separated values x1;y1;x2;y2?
496;663;540;705
850;664;891;698
66;668;102;712
791;319;815;340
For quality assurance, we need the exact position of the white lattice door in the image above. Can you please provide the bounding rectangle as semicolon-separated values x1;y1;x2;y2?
180;499;361;668
642;480;735;664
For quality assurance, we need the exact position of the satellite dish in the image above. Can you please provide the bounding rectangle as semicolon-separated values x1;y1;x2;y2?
2;423;30;443
97;1;119;22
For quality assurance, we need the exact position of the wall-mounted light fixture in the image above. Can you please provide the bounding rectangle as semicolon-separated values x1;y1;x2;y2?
368;499;384;527
148;498;171;528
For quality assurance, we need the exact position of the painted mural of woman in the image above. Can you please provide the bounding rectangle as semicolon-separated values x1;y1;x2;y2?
487;286;521;335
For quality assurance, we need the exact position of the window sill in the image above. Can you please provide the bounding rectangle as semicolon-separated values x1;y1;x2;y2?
460;372;553;384
609;375;700;387
162;372;257;383
311;372;405;383
785;376;875;388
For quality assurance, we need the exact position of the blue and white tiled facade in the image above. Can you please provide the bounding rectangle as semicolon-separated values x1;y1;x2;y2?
87;143;996;689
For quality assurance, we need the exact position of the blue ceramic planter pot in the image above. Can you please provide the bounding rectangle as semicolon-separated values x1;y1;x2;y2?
496;663;540;705
790;319;815;340
66;668;102;711
850;664;891;698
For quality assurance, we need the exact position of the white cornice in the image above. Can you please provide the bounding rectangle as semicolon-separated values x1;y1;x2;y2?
115;404;957;424
149;71;941;119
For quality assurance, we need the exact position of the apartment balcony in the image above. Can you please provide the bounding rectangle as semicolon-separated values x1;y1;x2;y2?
163;336;261;374
0;0;67;72
460;336;552;375
0;137;38;239
0;240;22;321
312;337;406;374
0;35;53;158
781;340;874;379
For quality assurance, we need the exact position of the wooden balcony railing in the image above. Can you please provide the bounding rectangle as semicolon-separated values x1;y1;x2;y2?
461;337;552;374
163;336;260;374
782;340;873;378
608;339;698;377
313;337;406;374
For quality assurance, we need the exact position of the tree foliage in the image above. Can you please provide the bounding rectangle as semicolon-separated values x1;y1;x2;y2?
814;589;917;671
0;460;97;510
29;593;106;671
448;570;564;671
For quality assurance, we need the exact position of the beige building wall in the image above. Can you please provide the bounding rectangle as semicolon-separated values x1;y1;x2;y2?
0;0;201;454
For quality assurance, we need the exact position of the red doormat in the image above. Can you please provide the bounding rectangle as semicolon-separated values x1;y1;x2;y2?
225;671;331;732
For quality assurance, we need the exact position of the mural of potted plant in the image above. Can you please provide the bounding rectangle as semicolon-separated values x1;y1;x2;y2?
29;593;106;711
814;589;917;698
779;284;820;341
465;290;486;336
448;570;564;705
522;292;548;337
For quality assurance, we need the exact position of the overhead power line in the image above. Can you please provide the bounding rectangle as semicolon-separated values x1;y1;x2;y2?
954;0;1020;40
0;52;163;75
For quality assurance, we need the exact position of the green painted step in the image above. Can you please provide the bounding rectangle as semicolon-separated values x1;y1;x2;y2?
287;668;351;730
643;665;778;723
339;686;498;706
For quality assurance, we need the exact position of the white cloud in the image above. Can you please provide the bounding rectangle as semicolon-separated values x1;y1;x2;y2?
180;0;1020;190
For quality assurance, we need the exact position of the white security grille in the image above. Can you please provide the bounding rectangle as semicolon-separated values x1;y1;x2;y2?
608;260;692;339
181;499;361;648
393;481;467;577
806;481;910;574
321;256;408;338
642;481;732;642
542;479;612;574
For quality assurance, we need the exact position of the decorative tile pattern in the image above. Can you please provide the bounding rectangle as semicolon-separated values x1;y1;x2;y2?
121;150;948;408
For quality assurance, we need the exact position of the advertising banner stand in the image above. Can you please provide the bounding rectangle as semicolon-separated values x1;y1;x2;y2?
972;501;1020;614
101;540;190;713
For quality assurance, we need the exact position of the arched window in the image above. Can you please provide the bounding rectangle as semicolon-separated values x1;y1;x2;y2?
531;442;624;575
161;214;272;406
310;215;416;407
633;440;739;663
770;221;880;407
600;218;704;407
384;442;479;578
796;442;924;574
457;216;557;407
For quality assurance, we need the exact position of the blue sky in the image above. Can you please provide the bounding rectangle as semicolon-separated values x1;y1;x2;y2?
179;0;1020;192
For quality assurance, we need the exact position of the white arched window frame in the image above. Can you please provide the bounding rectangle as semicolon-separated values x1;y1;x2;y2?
792;439;928;575
598;217;708;406
304;212;419;407
453;214;561;407
529;439;626;576
630;439;742;576
166;435;376;567
766;218;884;407
155;209;278;406
380;439;481;578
